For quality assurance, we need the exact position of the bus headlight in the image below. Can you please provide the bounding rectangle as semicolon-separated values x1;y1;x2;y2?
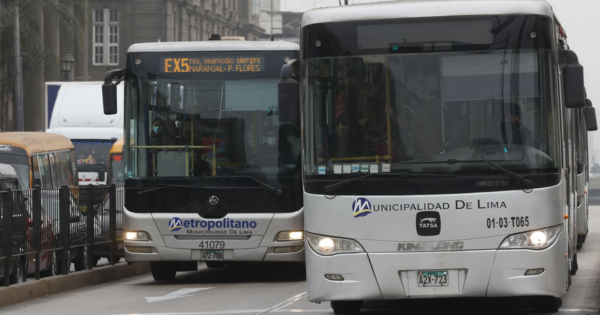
277;231;304;241
499;225;562;250
306;232;365;256
125;231;150;241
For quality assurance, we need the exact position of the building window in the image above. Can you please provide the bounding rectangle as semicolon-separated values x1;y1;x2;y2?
252;0;260;15
93;9;119;66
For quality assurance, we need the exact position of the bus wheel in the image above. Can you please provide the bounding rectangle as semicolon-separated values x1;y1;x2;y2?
571;253;579;275
577;237;583;250
74;247;90;271
151;262;177;281
331;301;363;314
10;258;26;284
530;296;562;313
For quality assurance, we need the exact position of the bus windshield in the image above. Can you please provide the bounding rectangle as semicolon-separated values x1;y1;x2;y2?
73;140;114;171
108;154;125;187
303;15;559;192
126;51;300;188
0;154;30;188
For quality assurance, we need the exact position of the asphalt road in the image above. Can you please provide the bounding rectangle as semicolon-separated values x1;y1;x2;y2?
3;209;600;315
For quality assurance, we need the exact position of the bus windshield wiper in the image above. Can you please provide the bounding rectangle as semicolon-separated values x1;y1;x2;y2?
137;185;195;195
324;171;456;193
137;177;281;196
219;176;281;195
447;159;533;188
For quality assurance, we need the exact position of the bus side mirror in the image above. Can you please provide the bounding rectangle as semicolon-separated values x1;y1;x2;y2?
584;99;598;131
103;69;124;115
278;60;300;125
562;50;585;109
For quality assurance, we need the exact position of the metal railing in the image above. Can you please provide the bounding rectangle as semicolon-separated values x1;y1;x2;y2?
0;185;123;287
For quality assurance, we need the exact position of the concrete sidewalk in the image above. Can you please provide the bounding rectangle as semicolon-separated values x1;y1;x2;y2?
0;262;150;308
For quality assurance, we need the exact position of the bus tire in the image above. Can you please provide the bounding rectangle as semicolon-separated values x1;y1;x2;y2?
41;251;58;278
530;296;562;313
108;256;121;264
151;262;177;281
74;247;90;271
577;236;583;250
10;258;26;284
331;301;363;314
571;253;578;275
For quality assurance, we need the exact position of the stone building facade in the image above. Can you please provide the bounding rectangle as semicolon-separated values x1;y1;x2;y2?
21;0;267;131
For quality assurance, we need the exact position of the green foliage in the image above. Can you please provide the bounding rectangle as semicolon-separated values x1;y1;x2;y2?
0;0;88;131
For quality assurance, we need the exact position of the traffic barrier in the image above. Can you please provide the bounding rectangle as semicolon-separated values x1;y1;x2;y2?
0;185;124;286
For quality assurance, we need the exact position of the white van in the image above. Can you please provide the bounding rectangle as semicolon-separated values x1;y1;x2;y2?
46;82;124;185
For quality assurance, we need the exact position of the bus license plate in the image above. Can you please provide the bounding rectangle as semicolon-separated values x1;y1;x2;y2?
417;271;449;287
201;250;224;261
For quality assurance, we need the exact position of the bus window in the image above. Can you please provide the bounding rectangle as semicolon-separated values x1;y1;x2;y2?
32;155;41;188
50;152;64;188
39;154;53;189
61;151;74;186
70;151;78;185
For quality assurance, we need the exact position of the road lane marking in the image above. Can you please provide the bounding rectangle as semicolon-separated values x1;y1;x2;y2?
109;310;326;315
145;287;215;303
107;308;600;315
111;311;264;315
254;292;308;315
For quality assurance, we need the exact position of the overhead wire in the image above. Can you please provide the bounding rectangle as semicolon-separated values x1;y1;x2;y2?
286;0;328;11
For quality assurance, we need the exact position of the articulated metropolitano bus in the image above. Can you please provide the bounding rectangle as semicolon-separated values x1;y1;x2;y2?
278;0;596;313
102;37;304;281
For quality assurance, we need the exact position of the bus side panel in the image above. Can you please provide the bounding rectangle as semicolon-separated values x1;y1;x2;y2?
123;207;166;262
306;244;382;302
487;238;567;297
262;209;305;262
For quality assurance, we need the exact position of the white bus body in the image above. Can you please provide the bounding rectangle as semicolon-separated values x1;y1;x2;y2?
112;40;304;281
293;1;589;313
47;82;124;185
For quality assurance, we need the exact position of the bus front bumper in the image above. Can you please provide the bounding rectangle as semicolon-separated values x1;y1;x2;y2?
124;244;304;263
306;238;566;302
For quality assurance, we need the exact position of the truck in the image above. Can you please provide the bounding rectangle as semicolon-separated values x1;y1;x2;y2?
46;82;124;185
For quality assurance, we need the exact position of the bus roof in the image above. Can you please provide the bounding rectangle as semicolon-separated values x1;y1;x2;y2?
109;138;124;155
302;0;554;27
0;132;74;155
128;41;299;53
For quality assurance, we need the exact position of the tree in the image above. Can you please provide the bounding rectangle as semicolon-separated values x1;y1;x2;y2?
0;0;87;131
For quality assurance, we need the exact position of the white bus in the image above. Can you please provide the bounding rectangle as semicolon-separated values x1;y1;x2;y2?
279;1;591;313
102;37;304;281
47;82;124;185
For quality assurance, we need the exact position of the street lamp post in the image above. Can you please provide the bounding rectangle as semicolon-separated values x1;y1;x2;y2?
61;52;75;81
14;0;24;131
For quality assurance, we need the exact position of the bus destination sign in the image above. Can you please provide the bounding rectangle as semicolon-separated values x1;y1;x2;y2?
161;56;264;73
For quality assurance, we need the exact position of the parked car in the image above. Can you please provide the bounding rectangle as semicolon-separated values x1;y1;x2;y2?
0;164;31;284
25;206;59;278
92;139;124;264
40;190;101;272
